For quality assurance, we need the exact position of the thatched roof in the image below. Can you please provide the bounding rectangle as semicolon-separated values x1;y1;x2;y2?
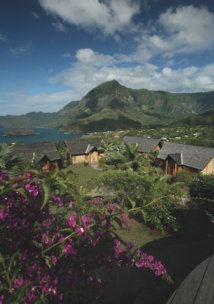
123;136;162;153
12;142;61;165
64;138;104;156
158;142;214;170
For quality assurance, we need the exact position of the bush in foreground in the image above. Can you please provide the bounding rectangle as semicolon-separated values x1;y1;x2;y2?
0;170;173;303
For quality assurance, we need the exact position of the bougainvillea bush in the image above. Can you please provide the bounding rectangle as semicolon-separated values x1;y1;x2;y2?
0;170;173;304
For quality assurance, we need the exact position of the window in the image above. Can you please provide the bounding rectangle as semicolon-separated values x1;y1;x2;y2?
73;156;76;162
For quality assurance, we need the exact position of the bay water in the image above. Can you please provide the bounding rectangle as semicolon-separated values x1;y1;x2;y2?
0;127;84;145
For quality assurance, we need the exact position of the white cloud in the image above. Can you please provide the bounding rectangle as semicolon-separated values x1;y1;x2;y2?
9;46;30;56
52;21;67;32
48;46;214;94
75;48;115;66
0;90;79;116
38;0;140;35
147;5;214;55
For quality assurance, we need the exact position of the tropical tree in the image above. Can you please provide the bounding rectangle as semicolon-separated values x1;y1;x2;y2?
113;142;144;171
0;143;23;177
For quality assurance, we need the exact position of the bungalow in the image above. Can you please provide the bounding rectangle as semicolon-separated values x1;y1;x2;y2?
123;136;162;153
64;138;104;165
12;141;61;172
157;142;214;175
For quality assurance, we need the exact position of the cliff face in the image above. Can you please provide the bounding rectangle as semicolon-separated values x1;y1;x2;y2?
4;128;37;136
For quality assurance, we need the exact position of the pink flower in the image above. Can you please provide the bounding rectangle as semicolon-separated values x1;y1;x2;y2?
64;244;75;256
51;255;57;266
67;216;76;228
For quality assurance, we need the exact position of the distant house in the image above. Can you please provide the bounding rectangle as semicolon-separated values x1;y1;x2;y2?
64;138;105;165
12;141;61;172
123;136;162;153
157;142;214;175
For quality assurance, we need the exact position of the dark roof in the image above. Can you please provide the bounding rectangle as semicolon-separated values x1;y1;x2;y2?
123;136;162;153
12;141;61;165
64;138;104;156
167;153;184;166
158;142;214;170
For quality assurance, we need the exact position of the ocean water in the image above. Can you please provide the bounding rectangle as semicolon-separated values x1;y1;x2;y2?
0;127;84;145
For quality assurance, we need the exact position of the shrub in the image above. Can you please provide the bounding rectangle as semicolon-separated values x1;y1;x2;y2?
189;174;214;220
145;200;181;233
0;170;173;303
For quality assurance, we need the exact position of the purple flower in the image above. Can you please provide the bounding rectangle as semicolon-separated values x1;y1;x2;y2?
51;255;57;266
67;216;76;228
64;244;75;257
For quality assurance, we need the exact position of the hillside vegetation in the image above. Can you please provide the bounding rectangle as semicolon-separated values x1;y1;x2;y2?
1;80;214;132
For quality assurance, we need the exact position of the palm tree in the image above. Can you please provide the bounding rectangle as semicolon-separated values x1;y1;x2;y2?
0;143;22;177
114;142;143;171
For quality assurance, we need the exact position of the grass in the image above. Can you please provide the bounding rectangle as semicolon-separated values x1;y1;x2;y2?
62;163;103;191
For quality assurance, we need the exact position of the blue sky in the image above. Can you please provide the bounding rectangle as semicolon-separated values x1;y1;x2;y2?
1;0;214;116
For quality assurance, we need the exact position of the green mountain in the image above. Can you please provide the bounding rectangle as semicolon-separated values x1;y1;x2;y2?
172;110;214;126
1;80;214;132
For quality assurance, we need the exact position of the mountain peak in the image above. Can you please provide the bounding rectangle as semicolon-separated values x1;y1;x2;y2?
81;79;135;111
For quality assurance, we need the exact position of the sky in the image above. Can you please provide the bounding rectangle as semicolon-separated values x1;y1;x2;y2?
1;0;214;116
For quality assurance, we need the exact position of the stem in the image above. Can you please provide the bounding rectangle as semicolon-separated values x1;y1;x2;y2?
42;223;95;255
0;252;13;292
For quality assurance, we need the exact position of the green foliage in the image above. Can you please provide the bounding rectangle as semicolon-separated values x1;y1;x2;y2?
189;174;214;220
0;143;23;177
169;168;192;185
99;169;151;206
99;147;185;233
190;174;214;201
145;200;180;233
113;142;144;171
55;141;67;168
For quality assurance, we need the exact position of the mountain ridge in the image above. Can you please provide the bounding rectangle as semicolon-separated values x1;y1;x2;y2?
1;80;214;132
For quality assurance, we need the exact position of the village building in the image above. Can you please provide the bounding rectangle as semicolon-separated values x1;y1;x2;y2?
12;141;61;172
123;136;163;153
64;138;105;165
157;142;214;175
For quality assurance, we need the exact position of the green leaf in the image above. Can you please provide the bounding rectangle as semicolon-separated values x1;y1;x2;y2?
11;266;22;282
15;187;27;198
127;196;136;209
59;228;73;233
40;182;50;210
44;256;51;268
58;244;65;259
16;281;31;302
51;167;60;179
32;240;43;251
8;251;18;274
141;209;147;223
24;169;39;175
58;183;67;196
